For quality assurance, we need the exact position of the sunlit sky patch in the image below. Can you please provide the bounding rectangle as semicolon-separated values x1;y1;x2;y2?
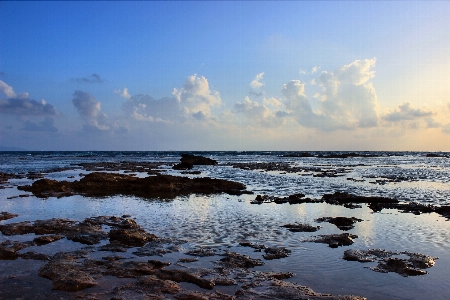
1;1;449;151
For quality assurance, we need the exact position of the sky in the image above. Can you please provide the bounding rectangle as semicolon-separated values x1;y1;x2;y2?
1;1;449;151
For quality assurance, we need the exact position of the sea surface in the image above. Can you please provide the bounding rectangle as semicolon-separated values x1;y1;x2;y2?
1;151;450;299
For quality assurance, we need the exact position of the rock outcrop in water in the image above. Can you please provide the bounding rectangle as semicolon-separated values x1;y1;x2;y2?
173;153;218;170
18;172;248;198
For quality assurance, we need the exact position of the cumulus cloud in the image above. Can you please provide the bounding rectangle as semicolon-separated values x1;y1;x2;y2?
72;90;109;131
122;75;221;123
114;87;131;99
73;73;104;84
0;80;57;116
383;102;433;122
313;58;379;129
234;96;285;127
21;117;58;132
173;74;221;118
249;72;265;96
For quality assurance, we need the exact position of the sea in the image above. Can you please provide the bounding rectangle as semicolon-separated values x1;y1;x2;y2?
1;151;449;299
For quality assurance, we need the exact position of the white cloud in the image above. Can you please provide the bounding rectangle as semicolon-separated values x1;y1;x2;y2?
115;87;131;99
250;72;265;89
234;96;285;127
72;90;109;131
0;80;16;98
0;80;57;116
172;74;221;118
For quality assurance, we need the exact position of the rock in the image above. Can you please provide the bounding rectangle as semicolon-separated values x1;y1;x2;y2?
315;217;363;231
239;241;267;251
109;227;157;247
0;240;33;260
33;235;64;246
186;247;217;257
263;247;291;260
309;233;358;248
405;251;438;268
0;212;18;221
343;249;377;262
371;258;428;277
154;269;215;290
19;172;248;198
219;251;264;268
19;251;51;261
322;192;398;205
172;154;218;170
281;223;321;232
39;258;98;291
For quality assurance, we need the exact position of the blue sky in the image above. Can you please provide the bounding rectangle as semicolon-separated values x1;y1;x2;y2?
1;1;450;151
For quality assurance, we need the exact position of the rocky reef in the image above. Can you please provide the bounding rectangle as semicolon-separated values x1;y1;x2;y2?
18;172;249;198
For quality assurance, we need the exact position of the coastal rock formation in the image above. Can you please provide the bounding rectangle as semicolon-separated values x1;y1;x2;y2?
173;153;218;170
281;223;321;232
18;172;248;198
308;233;358;248
343;248;438;277
315;216;363;231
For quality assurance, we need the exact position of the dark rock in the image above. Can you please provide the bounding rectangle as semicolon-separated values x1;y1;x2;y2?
19;251;51;261
109;227;157;246
239;241;267;251
371;258;428;277
33;235;64;245
281;223;321;232
186;247;217;257
322;192;398;205
39;258;98;291
263;247;291;260
309;233;358;248
0;212;18;221
315;217;363;231
154;269;215;290
19;172;248;198
219;251;264;268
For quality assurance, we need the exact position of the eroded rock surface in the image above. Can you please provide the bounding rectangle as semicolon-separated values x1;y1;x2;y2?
281;223;321;232
173;154;218;170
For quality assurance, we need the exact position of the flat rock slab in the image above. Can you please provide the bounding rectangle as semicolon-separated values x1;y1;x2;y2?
308;233;358;248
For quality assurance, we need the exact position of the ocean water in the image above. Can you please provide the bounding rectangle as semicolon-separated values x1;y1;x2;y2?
1;151;450;299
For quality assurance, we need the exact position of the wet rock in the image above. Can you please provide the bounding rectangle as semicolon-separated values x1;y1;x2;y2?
186;247;217;257
0;240;29;260
0;220;34;235
234;278;366;300
251;193;318;205
39;258;98;291
178;257;199;263
173;154;218;170
309;233;358;248
19;251;52;261
371;258;428;277
239;241;267;251
109;227;157;246
322;192;398;205
154;269;215;290
219;251;264;268
263;247;291;260
33;235;64;246
0;212;18;221
267;272;295;280
343;249;377;262
404;251;438;268
281;223;321;232
20;172;248;198
99;242;129;252
315;217;363;231
111;275;180;299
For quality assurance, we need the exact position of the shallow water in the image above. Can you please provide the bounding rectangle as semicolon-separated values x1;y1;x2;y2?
1;151;450;299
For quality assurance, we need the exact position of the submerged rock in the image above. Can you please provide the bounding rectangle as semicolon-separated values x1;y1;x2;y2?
219;251;265;268
263;247;291;260
281;223;321;232
308;233;358;248
315;216;363;231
